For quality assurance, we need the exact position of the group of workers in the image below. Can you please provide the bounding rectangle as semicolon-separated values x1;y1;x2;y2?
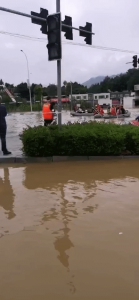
38;101;127;126
94;104;126;116
74;104;126;116
94;105;104;116
110;105;126;116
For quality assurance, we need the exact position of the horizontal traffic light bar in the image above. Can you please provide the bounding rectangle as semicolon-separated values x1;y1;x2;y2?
0;6;95;35
0;6;45;22
61;23;95;35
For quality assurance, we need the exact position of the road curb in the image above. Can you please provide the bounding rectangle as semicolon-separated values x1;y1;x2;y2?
0;155;139;164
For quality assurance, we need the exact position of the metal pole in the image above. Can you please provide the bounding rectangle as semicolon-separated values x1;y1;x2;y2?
56;0;62;127
0;7;95;35
92;94;94;108
21;50;32;112
70;82;72;111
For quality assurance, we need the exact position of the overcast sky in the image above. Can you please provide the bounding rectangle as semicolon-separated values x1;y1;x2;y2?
0;0;138;86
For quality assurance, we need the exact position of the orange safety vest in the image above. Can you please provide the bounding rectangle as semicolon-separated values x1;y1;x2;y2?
111;107;116;116
97;105;104;116
99;108;104;116
43;104;54;121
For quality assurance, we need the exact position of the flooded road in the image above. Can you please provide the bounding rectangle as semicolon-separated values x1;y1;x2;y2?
0;160;139;299
4;108;139;155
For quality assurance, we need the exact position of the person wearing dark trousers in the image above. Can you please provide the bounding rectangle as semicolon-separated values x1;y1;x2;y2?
0;97;11;155
135;116;139;122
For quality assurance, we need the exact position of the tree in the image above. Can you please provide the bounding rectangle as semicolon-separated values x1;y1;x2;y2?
34;85;42;101
1;68;139;101
62;81;87;96
42;87;48;97
15;82;29;99
88;68;139;93
127;69;139;91
0;79;4;91
63;80;67;87
31;83;37;94
47;84;57;97
63;80;68;95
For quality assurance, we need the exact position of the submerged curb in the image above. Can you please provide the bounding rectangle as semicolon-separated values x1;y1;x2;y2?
0;155;139;164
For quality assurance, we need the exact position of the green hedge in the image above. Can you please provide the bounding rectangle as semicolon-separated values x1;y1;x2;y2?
20;122;139;157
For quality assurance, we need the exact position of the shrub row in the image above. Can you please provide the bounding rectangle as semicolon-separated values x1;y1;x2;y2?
20;122;139;157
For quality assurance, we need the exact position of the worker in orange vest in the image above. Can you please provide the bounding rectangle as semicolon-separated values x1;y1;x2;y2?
99;106;104;116
97;104;104;116
43;97;55;126
111;106;117;116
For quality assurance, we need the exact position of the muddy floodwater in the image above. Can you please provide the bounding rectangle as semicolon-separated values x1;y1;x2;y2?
7;108;139;134
0;160;139;299
3;109;139;155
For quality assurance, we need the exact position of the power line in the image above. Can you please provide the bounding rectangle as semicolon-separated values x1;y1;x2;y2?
63;41;139;55
0;30;45;41
0;30;139;55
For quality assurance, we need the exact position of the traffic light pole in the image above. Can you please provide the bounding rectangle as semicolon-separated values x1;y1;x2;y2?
0;5;95;129
56;0;62;127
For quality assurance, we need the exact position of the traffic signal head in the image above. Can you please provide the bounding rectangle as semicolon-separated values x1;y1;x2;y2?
62;16;73;40
31;8;48;34
47;13;62;61
79;22;92;45
40;8;48;34
133;55;137;68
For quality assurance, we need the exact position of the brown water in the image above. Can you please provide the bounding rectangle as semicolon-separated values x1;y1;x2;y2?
0;160;139;299
4;109;139;155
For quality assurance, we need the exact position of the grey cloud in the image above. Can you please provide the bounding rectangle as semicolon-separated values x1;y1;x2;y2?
0;0;138;85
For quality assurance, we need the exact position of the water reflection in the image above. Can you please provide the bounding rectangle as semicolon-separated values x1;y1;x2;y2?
54;224;74;269
1;161;139;299
41;180;99;272
53;186;74;268
83;204;98;213
0;168;15;220
0;160;138;235
53;186;76;294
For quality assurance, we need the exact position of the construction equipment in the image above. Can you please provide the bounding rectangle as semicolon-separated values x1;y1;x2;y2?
0;84;16;103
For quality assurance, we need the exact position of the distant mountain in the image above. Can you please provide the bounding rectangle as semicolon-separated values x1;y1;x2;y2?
83;75;116;88
83;76;105;88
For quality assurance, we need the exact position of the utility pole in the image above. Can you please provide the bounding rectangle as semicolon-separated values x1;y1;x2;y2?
70;82;72;111
56;0;62;127
21;50;32;112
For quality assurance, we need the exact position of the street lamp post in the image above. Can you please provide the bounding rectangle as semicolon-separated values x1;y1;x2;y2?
20;50;32;112
70;82;72;111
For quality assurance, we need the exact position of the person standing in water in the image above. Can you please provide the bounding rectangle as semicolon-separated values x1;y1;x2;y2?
0;96;11;155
